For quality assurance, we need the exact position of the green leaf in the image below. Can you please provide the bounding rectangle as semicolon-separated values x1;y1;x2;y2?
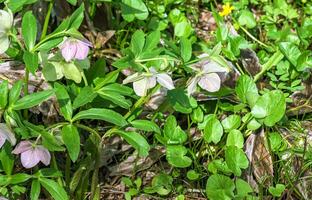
9;80;23;106
235;75;259;107
114;130;150;157
279;42;301;67
23;51;39;75
130;30;145;57
226;129;244;148
225;146;249;176
269;184;285;197
180;37;192;62
121;0;149;22
12;90;54;110
0;143;14;175
67;0;77;5
247;119;261;130
72;108;128;126
61;62;82;83
144;31;160;51
204;115;223;144
62;125;80;162
236;179;253;197
174;21;192;37
251;90;286;126
238;10;257;29
131;120;161;134
164;115;187;145
42;62;64;81
97;91;132;109
221;115;241;132
73;86;97;109
22;11;37;50
68;4;84;29
39;178;69;200
0;80;9;109
186;170;200;181
166;145;192;168
10;173;32;184
54;83;72;121
206;174;235;200
30;180;40;200
70;166;86;192
7;0;38;13
37;37;63;51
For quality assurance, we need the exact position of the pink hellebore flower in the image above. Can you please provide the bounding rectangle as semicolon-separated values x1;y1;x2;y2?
60;38;92;62
123;67;175;96
12;141;51;169
0;123;16;148
187;54;229;95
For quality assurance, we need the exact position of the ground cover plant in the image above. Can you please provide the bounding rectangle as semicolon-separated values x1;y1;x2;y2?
0;0;311;199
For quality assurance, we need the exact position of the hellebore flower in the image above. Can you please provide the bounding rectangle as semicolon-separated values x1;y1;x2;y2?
0;197;8;200
60;38;92;62
187;55;229;95
0;123;16;148
0;9;13;54
12;141;51;169
123;67;175;96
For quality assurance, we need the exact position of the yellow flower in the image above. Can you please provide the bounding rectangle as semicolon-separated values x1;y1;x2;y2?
219;3;234;17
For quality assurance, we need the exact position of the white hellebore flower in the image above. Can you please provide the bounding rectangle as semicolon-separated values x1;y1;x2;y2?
187;56;229;95
123;67;175;96
0;9;13;54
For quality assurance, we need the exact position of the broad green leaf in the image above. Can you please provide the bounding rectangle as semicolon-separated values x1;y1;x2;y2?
67;0;77;5
68;4;84;29
30;180;40;200
7;0;38;13
163;115;187;144
166;145;192;168
225;146;249;176
73;86;97;109
236;179;253;197
186;170;200;181
238;10;256;29
0;80;9;109
206;174;235;200
39;178;69;200
221;115;241;132
62;125;80;162
10;173;32;184
70;166;86;192
54;83;72;121
174;21;192;37
12;90;54;110
22;11;37;50
131;30;145;57
42;62;64;82
279;42;301;67
114;130;150;157
97;91;132;109
0;143;14;175
251;90;286;126
9;80;23;106
204;115;223;144
269;184;285;197
144;31;160;51
180;37;192;62
23;51;39;75
36;37;63;51
121;0;149;22
131;120;161;134
61;62;82;83
247;119;261;130
235;75;259;107
72;108;128;126
226;129;244;148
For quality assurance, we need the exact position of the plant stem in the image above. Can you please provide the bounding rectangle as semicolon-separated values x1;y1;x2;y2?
40;0;54;40
65;154;71;187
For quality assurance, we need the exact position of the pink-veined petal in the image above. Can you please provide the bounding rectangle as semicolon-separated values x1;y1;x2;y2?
187;76;200;96
36;146;51;166
202;61;228;74
12;141;32;154
198;73;221;92
21;149;40;168
133;77;149;96
155;73;175;90
74;40;90;60
61;40;77;62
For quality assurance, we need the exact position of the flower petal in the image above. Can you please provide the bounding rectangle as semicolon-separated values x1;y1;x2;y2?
0;10;13;31
198;73;221;92
36;146;51;166
187;76;200;96
202;61;228;73
74;40;90;60
0;123;16;146
61;40;77;62
0;135;6;149
21;149;40;168
147;76;156;89
12;141;32;154
0;36;9;54
133;77;149;96
155;73;175;90
123;72;142;84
